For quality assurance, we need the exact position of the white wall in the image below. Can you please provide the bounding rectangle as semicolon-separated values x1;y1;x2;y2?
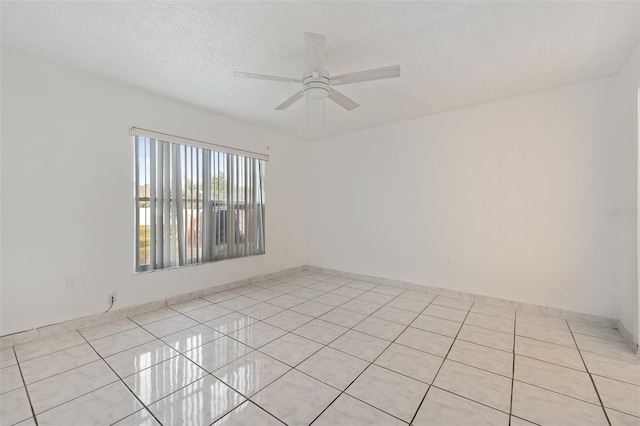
1;51;307;335
308;74;633;319
616;44;639;343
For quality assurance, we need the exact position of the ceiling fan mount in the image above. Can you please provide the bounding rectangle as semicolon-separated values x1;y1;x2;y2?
234;32;401;112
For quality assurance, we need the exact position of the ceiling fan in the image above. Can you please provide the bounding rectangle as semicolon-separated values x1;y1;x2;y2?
234;32;401;111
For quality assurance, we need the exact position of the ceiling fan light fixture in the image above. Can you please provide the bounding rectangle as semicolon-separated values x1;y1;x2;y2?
304;86;329;100
302;77;330;100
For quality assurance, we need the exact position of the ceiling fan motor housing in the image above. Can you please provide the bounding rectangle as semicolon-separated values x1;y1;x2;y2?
302;74;330;100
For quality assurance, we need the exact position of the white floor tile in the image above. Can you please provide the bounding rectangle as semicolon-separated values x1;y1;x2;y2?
396;327;454;357
515;335;584;371
29;360;118;413
168;298;212;313
397;290;436;303
574;334;639;363
20;343;99;385
470;303;515;320
129;307;179;326
1;387;36;425
413;387;509;426
142;315;199;337
346;364;428;422
432;295;473;311
293;319;348;345
262;310;314;331
123;355;206;405
112;408;160;426
297;346;368;390
568;322;626;342
424;304;468;322
259;333;323;367
183;336;253;372
516;323;575;347
148;375;245;425
511;380;608;426
161;324;222;353
79;318;139;341
515;355;598;404
433;360;512;413
213;401;282;426
448;339;513;378
213;351;290;397
0;347;17;369
606;408;640;426
36;382;142;426
354;316;406;341
90;327;156;358
593;375;640;418
204;312;256;335
356;292;395;305
228;322;287;349
320;308;368;328
457;324;514;352
582;350;640;387
340;299;383;316
252;369;340;426
386;297;430;313
411;314;462;337
314;393;405;426
372;306;419;325
202;291;241;304
1;364;24;394
105;340;178;378
15;332;85;362
238;303;284;321
466;312;514;334
329;330;389;362
375;343;444;384
184;304;234;323
290;300;334;317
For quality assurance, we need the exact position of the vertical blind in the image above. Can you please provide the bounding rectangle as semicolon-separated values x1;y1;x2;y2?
133;130;266;272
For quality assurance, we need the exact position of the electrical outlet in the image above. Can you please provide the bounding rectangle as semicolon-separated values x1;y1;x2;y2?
67;275;78;288
108;292;117;305
446;259;452;268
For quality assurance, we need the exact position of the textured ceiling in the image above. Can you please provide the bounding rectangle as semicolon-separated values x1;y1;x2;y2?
2;1;639;141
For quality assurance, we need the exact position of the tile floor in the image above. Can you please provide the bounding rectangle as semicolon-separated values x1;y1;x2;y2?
1;271;639;425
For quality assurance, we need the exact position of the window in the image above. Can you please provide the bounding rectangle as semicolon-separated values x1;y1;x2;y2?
133;129;266;272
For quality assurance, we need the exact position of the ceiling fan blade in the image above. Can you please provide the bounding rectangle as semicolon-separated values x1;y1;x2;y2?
275;92;303;110
234;71;301;83
304;32;326;73
328;89;359;111
330;65;401;86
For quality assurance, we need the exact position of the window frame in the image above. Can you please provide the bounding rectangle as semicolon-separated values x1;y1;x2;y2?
133;128;267;274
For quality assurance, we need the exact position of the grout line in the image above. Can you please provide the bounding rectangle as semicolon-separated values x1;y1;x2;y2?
408;302;474;425
10;341;90;372
513;352;586;373
226;280;430;424
77;333;165;426
511;378;608;408
509;308;516;425
306;291;438;425
567;320;612;426
430;385;512;415
11;346;39;426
